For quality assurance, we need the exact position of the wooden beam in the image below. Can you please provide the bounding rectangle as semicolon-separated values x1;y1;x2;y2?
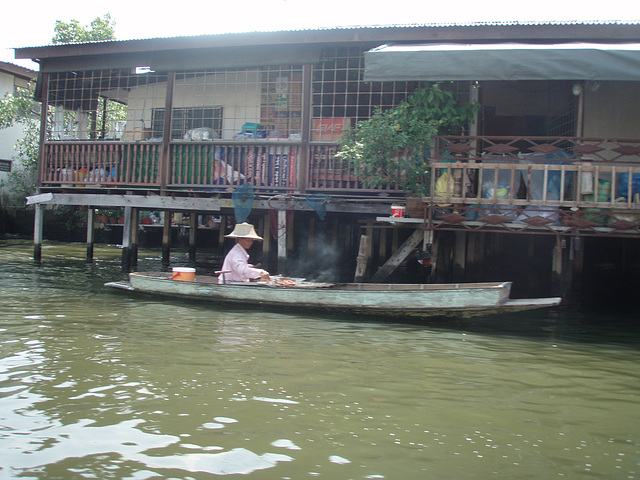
26;193;221;211
371;228;424;283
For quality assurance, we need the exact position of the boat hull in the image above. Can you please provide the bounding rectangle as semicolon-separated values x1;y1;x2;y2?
105;272;561;319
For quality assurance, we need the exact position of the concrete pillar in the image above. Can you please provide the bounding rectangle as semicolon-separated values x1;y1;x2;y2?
121;205;132;269
86;208;94;261
277;209;287;274
33;203;44;262
130;209;139;266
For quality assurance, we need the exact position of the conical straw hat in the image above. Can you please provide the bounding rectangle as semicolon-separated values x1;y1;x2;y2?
225;222;263;240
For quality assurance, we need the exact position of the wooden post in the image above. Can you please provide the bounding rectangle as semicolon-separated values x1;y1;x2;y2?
365;220;374;266
379;227;387;262
277;209;287;274
159;72;175;193
189;213;197;263
33;203;44;262
392;227;399;253
429;233;440;282
307;217;315;250
452;231;467;282
354;234;371;282
570;236;584;298
162;212;171;267
218;215;227;254
297;64;313;194
86;207;94;261
262;214;271;272
551;235;563;296
287;213;295;253
130;208;139;266
121;205;133;269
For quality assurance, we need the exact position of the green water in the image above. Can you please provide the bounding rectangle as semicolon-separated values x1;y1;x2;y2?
1;239;639;479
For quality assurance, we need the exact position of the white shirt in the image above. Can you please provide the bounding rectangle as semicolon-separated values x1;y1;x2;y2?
218;243;265;283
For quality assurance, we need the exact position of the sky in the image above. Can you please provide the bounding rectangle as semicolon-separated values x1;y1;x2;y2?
2;0;639;70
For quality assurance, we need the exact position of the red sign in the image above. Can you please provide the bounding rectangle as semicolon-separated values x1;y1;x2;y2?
312;118;351;142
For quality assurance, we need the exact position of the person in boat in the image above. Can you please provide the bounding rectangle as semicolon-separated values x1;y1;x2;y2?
218;222;271;284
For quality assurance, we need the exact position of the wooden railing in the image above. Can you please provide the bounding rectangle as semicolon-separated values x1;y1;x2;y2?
40;136;640;210
168;142;301;191
41;141;162;187
41;141;304;192
428;136;640;236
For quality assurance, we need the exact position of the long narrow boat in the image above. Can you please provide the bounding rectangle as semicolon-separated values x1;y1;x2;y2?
105;272;561;319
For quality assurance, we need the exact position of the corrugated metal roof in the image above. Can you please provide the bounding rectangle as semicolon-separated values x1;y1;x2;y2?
17;20;640;49
15;20;640;64
0;61;37;79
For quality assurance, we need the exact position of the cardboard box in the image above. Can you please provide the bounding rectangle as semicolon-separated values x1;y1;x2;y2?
122;127;152;142
311;118;352;142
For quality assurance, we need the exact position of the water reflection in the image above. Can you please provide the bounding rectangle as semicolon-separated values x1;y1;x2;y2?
0;240;639;478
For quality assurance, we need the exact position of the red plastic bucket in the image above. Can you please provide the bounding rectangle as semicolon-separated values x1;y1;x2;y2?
391;205;405;218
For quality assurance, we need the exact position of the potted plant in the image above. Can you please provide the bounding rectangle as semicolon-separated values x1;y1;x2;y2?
337;83;480;215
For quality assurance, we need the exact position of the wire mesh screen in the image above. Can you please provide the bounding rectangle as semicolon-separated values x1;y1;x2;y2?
311;46;429;142
171;66;303;141
46;69;168;141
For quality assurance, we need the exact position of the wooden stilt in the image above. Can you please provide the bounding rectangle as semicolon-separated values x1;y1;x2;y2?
287;213;295;253
162;212;171;267
429;233;440;282
354;234;371;282
86;207;94;261
130;208;139;266
392;227;399;253
308;217;315;250
452;231;467;282
379;227;387;262
551;235;563;296
331;217;339;250
365;220;374;267
189;213;197;263
121;205;132;269
571;236;584;297
33;203;43;262
277;209;287;274
218;215;227;254
262;214;270;270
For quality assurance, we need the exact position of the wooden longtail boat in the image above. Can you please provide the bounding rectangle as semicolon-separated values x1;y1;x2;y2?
105;272;561;319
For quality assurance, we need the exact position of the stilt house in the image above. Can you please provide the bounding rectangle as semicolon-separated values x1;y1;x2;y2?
15;22;640;297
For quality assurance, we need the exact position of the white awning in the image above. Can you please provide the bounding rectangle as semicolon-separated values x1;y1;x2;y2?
363;43;640;82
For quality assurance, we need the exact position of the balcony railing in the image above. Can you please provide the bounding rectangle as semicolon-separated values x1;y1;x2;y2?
40;136;640;209
427;136;640;236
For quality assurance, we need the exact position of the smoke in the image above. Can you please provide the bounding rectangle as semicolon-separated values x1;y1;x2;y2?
286;238;343;283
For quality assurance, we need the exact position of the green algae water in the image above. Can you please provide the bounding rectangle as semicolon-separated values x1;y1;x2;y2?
1;239;639;479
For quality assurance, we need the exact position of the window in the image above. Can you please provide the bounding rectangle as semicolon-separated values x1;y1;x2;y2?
0;160;11;172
